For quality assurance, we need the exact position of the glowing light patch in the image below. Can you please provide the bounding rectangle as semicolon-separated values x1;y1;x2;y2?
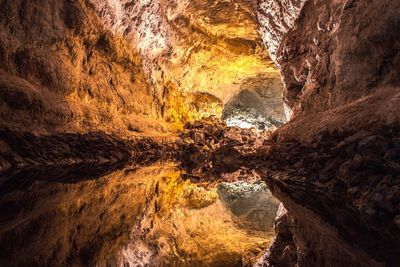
226;118;254;129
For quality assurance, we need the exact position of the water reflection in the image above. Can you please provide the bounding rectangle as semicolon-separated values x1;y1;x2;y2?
218;182;280;231
0;162;280;266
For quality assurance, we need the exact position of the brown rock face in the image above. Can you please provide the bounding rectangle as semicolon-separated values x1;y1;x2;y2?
257;0;307;64
0;0;286;130
88;0;285;124
0;162;278;266
0;0;399;266
0;0;173;136
259;0;400;126
255;0;400;266
222;73;287;130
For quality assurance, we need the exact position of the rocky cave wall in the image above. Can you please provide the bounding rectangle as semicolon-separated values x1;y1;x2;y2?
0;159;279;266
0;0;287;134
89;0;284;125
0;0;174;136
258;0;400;139
255;0;400;266
0;0;289;174
1;0;399;266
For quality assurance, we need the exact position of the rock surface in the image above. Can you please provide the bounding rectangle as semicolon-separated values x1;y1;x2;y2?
223;73;287;130
218;181;280;232
0;0;174;136
89;0;284;123
258;128;400;266
259;0;400;127
178;117;271;184
0;0;399;266
255;1;400;265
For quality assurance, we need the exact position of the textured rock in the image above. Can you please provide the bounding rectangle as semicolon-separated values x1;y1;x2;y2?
89;0;283;123
0;0;399;266
222;73;287;130
255;204;297;267
218;181;280;231
259;0;400;127
254;1;400;265
121;168;274;266
0;0;285;131
178;117;271;184
0;0;174;136
255;128;400;266
0;127;179;176
257;0;307;63
177;118;400;265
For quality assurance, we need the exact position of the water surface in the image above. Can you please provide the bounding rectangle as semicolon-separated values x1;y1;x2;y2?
0;161;279;266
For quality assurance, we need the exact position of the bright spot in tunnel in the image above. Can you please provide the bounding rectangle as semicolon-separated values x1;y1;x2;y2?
226;118;255;129
221;74;288;131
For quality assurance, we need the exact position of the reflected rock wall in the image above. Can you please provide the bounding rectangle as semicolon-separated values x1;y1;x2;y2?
0;162;279;266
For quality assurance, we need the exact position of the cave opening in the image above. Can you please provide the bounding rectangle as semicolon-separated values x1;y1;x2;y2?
221;73;288;131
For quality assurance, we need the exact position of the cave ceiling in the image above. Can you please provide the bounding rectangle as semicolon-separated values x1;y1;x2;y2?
90;0;280;122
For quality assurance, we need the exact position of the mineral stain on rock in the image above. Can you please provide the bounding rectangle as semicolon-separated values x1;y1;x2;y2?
0;0;400;266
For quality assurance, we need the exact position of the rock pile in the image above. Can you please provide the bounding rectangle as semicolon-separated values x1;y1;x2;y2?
177;117;272;184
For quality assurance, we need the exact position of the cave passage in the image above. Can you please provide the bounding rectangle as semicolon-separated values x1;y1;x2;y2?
222;74;287;131
0;0;288;264
1;0;399;266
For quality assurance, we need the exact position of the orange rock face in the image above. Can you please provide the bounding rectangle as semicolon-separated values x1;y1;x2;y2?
89;0;284;124
0;0;399;266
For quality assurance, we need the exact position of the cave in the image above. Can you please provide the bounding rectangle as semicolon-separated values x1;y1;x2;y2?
222;74;287;130
0;0;399;266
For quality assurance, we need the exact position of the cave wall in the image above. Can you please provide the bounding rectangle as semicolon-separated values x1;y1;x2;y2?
256;0;400;266
1;0;399;266
0;0;178;136
89;0;282;124
0;162;275;266
257;0;307;64
222;73;287;130
0;0;286;132
258;0;400;139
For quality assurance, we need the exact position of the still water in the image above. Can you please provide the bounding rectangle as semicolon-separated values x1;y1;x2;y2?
0;161;279;267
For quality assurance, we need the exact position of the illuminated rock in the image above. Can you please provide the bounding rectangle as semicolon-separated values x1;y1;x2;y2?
0;0;399;266
90;0;284;124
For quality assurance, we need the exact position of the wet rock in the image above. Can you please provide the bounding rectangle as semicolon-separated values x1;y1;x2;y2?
256;204;297;267
384;149;399;161
385;163;400;176
357;135;378;151
178;118;270;183
393;138;400;149
0;128;178;176
252;124;400;266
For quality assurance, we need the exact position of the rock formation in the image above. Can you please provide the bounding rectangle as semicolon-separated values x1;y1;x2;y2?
0;0;166;135
0;0;399;266
1;161;279;266
255;0;400;266
68;0;285;124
